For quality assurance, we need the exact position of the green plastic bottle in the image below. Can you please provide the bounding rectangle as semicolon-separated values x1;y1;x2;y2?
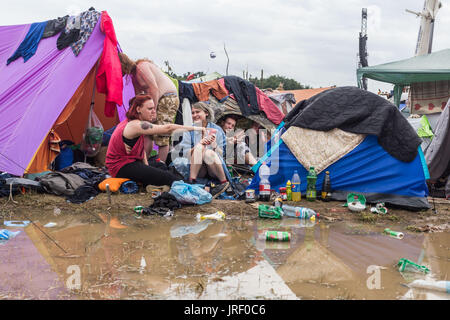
306;167;317;201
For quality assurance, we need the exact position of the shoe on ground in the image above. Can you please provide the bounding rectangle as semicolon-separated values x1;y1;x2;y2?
210;182;230;199
145;184;170;193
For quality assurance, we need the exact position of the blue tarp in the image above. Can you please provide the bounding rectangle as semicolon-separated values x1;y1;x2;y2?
248;135;430;210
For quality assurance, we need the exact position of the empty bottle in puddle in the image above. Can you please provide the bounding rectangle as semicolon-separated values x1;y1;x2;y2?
282;205;319;219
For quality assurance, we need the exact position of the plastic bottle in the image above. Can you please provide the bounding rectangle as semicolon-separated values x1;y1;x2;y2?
282;204;319;219
291;171;301;201
259;162;271;202
321;171;331;201
286;180;292;201
408;280;450;293
397;258;430;274
306;167;317;201
197;211;226;221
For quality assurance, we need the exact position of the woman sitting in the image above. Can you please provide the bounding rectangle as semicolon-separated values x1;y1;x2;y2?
174;102;230;198
105;94;205;188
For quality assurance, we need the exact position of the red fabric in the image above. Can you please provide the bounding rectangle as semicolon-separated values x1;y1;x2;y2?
255;87;285;125
217;78;229;95
96;11;123;117
105;119;144;177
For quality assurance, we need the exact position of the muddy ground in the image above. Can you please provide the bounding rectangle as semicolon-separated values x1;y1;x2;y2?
1;191;449;233
0;190;449;300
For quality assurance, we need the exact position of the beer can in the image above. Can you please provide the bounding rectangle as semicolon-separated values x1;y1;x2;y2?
134;206;144;214
265;231;291;241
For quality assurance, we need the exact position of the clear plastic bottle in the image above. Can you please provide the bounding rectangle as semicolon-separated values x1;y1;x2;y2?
291;170;301;201
259;162;271;202
282;205;319;219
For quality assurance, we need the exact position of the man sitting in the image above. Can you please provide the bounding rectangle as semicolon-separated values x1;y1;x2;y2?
220;115;257;166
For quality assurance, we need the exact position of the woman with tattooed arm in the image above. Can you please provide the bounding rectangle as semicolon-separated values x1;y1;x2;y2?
105;94;206;187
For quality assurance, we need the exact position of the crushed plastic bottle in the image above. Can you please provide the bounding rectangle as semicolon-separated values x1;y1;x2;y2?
196;211;226;221
0;229;21;241
4;221;30;227
139;255;147;274
408;279;450;293
282;205;319;219
398;258;430;274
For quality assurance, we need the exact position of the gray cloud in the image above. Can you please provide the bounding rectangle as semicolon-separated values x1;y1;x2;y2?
2;0;450;92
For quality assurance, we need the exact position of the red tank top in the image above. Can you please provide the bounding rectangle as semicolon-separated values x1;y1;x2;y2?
105;119;145;177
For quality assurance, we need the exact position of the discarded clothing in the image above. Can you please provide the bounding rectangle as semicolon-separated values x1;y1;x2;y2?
96;11;123;117
42;15;68;38
56;15;81;50
143;192;181;215
284;86;422;163
70;10;101;56
7;21;47;65
66;185;99;204
191;80;228;102
178;81;198;104
223;76;259;116
38;172;86;196
255;87;284;125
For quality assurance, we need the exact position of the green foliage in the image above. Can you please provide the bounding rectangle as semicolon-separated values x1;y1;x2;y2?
248;74;311;90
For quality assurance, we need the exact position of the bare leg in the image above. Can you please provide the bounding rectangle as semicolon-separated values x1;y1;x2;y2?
189;144;206;180
245;152;257;166
204;149;226;182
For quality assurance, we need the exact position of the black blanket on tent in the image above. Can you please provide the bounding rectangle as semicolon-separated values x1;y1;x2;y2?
284;86;421;163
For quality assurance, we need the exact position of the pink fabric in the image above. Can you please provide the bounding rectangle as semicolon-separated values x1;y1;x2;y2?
217;78;229;95
255;87;285;124
96;11;123;117
105;119;144;177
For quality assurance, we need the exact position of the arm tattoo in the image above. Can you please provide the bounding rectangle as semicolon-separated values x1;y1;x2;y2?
140;121;153;130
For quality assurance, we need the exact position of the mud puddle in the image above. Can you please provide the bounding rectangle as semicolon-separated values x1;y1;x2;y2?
0;210;448;300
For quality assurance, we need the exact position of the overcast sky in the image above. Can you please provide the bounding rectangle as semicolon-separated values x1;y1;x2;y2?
2;0;450;93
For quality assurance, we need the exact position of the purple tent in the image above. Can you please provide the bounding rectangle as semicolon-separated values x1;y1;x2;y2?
0;17;134;176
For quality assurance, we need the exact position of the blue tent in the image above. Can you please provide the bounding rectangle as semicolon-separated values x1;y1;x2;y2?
248;87;431;211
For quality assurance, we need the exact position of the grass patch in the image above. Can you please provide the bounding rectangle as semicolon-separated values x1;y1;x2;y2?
386;214;400;222
358;211;378;223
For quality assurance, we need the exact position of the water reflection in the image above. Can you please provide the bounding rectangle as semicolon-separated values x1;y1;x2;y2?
0;211;448;300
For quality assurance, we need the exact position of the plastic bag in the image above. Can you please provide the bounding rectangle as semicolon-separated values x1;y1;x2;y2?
80;109;104;157
169;180;212;205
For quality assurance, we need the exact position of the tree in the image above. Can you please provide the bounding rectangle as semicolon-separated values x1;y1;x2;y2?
248;74;311;90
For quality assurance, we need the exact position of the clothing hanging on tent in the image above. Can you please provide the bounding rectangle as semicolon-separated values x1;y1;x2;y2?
191;79;228;102
223;75;259;116
255;86;284;125
71;10;101;56
96;11;123;117
178;81;198;104
42;16;68;38
6;21;47;65
56;15;81;50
